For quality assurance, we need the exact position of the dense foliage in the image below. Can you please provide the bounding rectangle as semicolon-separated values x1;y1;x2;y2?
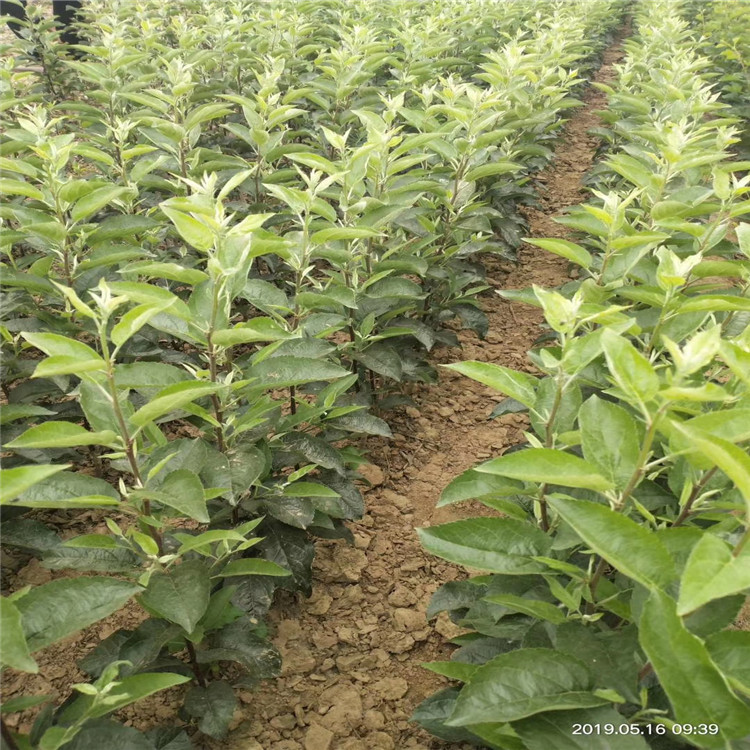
0;0;625;746
415;1;750;748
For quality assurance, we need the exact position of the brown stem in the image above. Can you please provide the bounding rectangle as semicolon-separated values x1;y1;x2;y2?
638;662;653;681
1;718;20;750
289;385;297;415
672;467;717;527
186;641;208;688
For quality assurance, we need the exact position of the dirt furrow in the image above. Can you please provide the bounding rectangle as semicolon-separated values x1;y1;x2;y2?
224;29;632;750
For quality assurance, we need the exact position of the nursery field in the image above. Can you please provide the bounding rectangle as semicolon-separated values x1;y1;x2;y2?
1;0;750;748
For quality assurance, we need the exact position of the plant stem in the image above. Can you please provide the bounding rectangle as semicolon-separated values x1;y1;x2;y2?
1;718;20;750
672;467;717;527
289;385;297;415
186;641;208;688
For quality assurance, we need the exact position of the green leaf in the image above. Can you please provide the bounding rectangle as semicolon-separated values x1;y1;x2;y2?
284;481;340;498
249;356;351;388
217;559;291;577
484;594;566;624
0;596;38;672
111;304;169;348
443;361;537;408
60;672;190;722
0;404;56;426
579;396;641;488
446;648;604;726
439;469;524;507
129;381;222;427
4;421;117;449
22;332;105;365
120;261;208;285
677;534;750;615
16;577;140;652
476;449;614;492
138;561;210;633
601;329;659;403
0;465;69;504
672;424;750;515
524;238;592;269
512;706;651;749
464;161;521;181
33;355;108;378
71;185;129;223
0;177;44;199
417;518;551;574
547;495;675;589
706;631;750;694
423;661;479;682
184;681;237;740
640;589;750;746
212;318;290;347
310;226;381;244
137;469;209;523
161;205;214;251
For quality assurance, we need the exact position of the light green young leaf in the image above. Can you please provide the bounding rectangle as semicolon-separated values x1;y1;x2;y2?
443;361;537;408
476;449;614;492
71;185;129;223
161;205;214;251
216;559;291;577
524;238;592;269
0;465;70;504
0;596;38;672
5;422;117;450
129;381;222;427
601;329;658;403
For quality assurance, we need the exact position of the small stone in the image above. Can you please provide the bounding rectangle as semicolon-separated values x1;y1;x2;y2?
382;489;412;512
313;632;339;650
276;619;303;644
366;732;395;750
388;584;417;608
358;463;385;487
353;532;372;550
337;741;366;750
271;714;297;730
307;591;333;616
331;547;368;583
393;608;424;633
405;406;421;419
319;687;363;734
384;633;415;654
372;677;409;701
335;654;362;672
438;406;453;417
281;646;316;675
363;710;386;730
336;626;357;644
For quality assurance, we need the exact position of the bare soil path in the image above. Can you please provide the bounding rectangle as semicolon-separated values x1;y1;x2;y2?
221;23;632;750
